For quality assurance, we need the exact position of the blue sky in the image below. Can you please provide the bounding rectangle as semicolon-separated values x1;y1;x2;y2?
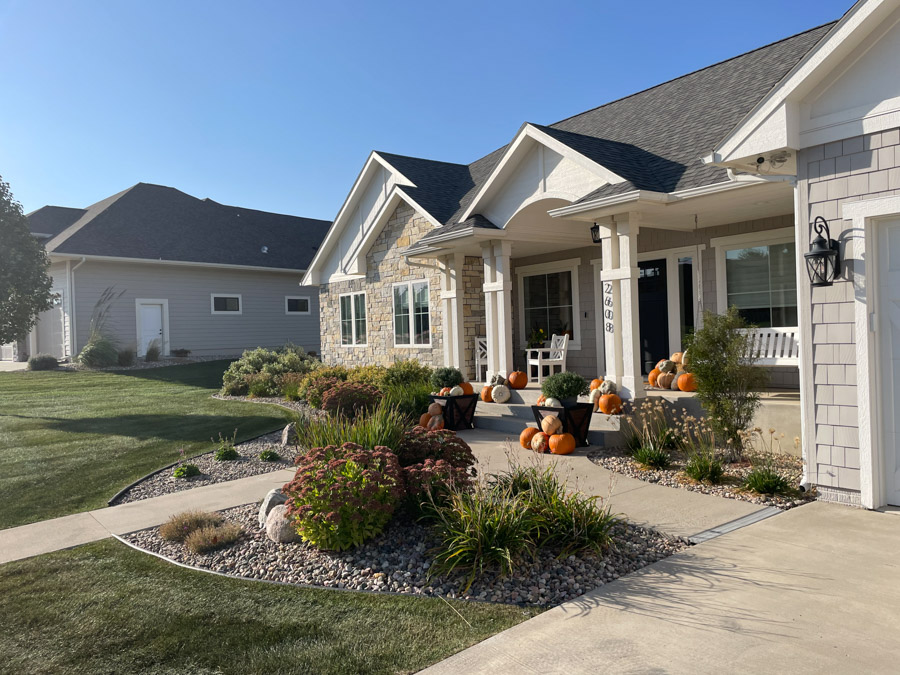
1;0;852;219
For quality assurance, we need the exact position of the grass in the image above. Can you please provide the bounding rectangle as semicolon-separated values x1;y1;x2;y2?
0;360;290;529
0;539;538;675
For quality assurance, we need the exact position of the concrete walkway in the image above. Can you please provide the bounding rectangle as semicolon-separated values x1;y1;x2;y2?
0;361;28;372
425;501;900;674
0;469;294;565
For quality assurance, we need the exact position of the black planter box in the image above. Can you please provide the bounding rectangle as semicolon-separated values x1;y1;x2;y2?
429;393;479;431
530;402;593;447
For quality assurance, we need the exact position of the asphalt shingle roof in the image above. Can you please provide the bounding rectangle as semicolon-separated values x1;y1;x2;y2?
381;21;836;246
26;206;87;239
38;183;331;271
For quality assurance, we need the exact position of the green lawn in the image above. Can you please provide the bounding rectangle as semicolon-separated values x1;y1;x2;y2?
0;539;537;674
0;361;290;529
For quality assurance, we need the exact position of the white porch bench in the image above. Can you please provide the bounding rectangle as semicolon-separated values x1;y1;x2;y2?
526;334;569;384
742;327;800;366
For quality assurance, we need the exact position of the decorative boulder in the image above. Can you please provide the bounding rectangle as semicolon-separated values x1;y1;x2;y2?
258;488;288;528
491;384;511;403
281;422;298;448
265;504;301;543
599;380;617;395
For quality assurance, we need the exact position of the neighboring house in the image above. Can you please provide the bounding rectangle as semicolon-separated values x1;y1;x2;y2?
2;183;330;361
305;0;900;508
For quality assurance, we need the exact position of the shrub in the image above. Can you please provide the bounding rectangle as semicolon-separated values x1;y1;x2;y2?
184;522;243;554
383;380;434;423
688;307;769;457
633;445;670;469
541;371;589;400
298;373;342;409
298;400;407;451
77;336;118;368
321;381;382;418
279;372;307;401
621;398;680;456
173;464;201;479
347;365;388;388
27;354;58;371
394;426;477;469
283;443;404;550
246;372;279;398
159;510;223;542
430;366;464;391
683;450;724;483
117;347;136;367
396;427;478;504
383;359;432;388
213;431;238;460
172;348;191;358
259;449;280;462
144;339;161;362
221;345;320;396
743;466;791;495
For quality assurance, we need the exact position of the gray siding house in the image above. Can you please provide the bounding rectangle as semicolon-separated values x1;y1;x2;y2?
4;183;330;361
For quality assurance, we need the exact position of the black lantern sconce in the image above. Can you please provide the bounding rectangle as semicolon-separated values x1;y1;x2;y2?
590;222;602;244
804;216;841;287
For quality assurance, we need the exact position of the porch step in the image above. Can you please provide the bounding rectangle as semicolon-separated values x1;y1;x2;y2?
473;401;623;447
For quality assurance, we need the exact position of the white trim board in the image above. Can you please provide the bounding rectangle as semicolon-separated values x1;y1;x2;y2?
135;298;170;356
284;296;311;315
210;293;243;315
515;257;582;351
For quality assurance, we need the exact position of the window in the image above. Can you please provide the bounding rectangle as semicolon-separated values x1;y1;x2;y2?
285;296;310;315
211;294;241;314
339;292;366;345
393;281;430;346
516;258;581;350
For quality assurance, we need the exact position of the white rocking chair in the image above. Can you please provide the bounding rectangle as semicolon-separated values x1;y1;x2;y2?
526;334;569;384
474;337;488;382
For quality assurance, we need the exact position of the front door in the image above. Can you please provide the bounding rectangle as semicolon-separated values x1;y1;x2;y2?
878;219;900;505
138;303;164;356
638;259;669;374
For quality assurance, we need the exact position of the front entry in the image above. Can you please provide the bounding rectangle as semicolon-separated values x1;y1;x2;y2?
137;300;167;356
638;259;668;374
878;219;900;505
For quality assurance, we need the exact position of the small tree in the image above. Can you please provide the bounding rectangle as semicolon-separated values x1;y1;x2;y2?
687;307;769;459
0;176;52;344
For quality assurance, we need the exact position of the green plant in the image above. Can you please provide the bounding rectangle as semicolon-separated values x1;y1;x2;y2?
321;381;382;418
383;380;434;423
298;373;343;408
297;400;408;451
184;522;243;554
395;426;477;505
173;464;201;479
246;372;278;398
541;371;589;401
689;307;769;457
283;443;404;550
213;430;239;460
621;398;681;456
279;372;306;400
258;449;280;462
27;354;58;371
159;510;223;542
683;450;725;483
77;287;125;369
144;339;161;362
117;347;136;367
383;359;432;388
743;466;790;494
221;345;320;396
172;348;191;357
347;365;388;388
633;444;670;469
430;367;464;391
526;327;547;349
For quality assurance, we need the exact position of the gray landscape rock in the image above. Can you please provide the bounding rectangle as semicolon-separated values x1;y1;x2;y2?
281;422;298;448
258;488;288;528
265;504;301;543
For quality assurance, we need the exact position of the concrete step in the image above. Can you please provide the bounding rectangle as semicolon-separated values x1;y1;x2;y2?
474;413;610;446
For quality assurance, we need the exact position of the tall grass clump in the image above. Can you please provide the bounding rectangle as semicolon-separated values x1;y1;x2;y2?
383;380;433;423
144;339;161;362
295;401;407;451
76;286;124;368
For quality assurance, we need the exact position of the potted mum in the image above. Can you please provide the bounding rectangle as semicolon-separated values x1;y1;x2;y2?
541;371;589;408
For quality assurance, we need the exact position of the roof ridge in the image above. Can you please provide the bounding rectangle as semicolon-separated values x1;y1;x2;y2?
548;20;840;129
375;151;469;169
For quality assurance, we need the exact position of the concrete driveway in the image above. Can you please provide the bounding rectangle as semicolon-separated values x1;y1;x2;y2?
0;361;27;372
424;502;900;674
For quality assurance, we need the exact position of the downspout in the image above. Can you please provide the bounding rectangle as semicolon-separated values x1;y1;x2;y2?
69;257;86;358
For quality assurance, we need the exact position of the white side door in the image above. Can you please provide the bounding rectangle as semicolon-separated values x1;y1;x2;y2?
138;303;164;355
878;219;900;505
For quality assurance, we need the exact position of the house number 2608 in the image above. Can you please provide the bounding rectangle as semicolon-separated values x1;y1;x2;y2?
603;282;614;334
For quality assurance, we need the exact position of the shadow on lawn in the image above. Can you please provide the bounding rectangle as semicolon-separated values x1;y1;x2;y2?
110;359;237;389
41;413;286;442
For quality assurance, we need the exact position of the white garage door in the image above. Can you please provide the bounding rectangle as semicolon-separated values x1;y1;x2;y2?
878;218;900;506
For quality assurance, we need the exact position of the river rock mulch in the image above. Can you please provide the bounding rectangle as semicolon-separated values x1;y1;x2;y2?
123;503;688;607
213;394;323;419
588;447;814;510
110;431;293;504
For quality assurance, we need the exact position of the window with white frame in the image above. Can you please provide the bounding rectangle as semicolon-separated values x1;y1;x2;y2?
339;292;366;345
393;280;430;346
517;258;581;349
211;294;242;314
285;296;310;315
713;229;797;327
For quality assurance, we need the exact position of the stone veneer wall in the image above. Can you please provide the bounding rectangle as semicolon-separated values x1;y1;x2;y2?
319;203;444;368
462;257;485;378
799;126;900;506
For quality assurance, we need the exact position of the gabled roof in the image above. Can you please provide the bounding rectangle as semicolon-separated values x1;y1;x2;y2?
36;183;331;271
26;206;87;239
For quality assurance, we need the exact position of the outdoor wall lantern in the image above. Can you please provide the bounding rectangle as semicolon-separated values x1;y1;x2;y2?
590;222;602;244
804;216;841;287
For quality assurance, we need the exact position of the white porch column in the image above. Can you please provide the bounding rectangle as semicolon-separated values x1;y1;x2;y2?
481;242;498;379
598;221;622;386
618;214;644;399
440;253;468;378
492;241;514;377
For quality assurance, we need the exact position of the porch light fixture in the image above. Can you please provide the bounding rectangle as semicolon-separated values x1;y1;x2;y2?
590;222;602;244
804;216;841;287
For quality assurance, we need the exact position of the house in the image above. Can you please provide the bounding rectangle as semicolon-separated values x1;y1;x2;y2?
2;183;330;361
304;0;900;509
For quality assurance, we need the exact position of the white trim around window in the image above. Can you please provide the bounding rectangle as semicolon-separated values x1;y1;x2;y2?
338;291;367;347
392;280;432;348
285;295;311;315
210;293;242;315
516;257;581;351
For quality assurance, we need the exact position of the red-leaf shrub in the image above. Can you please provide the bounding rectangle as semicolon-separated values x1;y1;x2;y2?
298;374;342;408
283;443;403;550
396;427;477;502
321;381;382;418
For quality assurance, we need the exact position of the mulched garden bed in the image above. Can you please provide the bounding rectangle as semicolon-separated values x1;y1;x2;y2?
111;431;293;504
123;502;688;607
588;447;814;510
213;394;323;418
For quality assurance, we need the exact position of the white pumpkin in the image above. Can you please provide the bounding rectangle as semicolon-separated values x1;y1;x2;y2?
449;385;464;397
491;384;511;403
599;380;617;395
590;388;603;411
543;397;562;408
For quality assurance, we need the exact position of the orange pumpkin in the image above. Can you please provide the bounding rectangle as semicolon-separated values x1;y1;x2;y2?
481;385;493;402
439;387;451;396
549;433;576;455
460;381;474;396
536;394;546;406
508;371;528;390
531;431;550;453
590;378;604;391
648;368;661;388
677;372;698;392
598;393;623;415
520;427;540;449
418;413;432;428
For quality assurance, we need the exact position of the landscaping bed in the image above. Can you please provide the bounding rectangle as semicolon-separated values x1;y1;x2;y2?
123;502;688;607
588;446;813;510
110;431;293;504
